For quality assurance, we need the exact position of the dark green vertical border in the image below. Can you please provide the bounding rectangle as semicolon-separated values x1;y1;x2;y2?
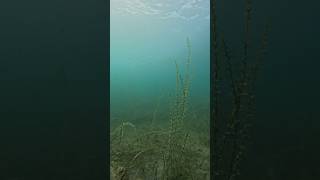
210;0;214;179
106;0;110;179
0;0;109;179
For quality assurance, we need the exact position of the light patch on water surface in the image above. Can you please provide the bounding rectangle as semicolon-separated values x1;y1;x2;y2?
111;0;209;21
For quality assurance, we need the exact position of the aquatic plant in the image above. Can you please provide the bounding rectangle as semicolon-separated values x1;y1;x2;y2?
163;37;193;179
211;0;269;179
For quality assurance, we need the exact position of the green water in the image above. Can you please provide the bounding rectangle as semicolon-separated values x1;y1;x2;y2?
110;0;210;179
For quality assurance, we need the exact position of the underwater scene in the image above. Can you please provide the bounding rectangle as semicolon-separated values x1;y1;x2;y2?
110;0;210;179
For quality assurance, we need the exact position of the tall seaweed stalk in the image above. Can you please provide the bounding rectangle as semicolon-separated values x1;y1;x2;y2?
165;38;193;179
170;37;192;133
211;0;269;179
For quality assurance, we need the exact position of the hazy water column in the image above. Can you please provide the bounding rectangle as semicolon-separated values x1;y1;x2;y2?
110;0;210;122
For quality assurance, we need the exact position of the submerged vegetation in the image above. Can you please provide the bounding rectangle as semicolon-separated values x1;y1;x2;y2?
111;38;210;180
